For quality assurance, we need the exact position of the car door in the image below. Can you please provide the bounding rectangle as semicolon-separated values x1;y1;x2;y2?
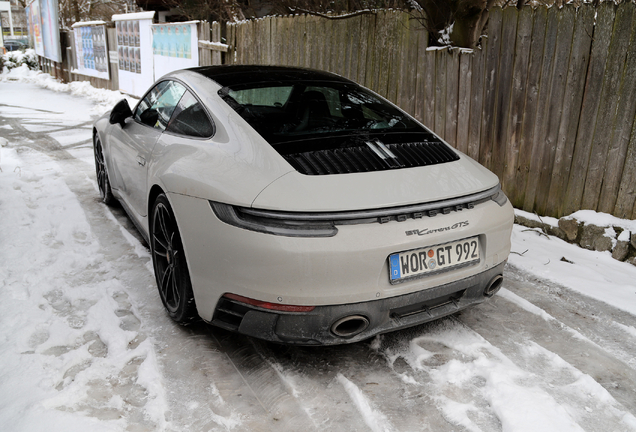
108;80;187;218
150;88;216;185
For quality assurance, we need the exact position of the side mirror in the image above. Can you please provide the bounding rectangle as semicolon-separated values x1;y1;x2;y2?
139;108;159;127
109;99;133;127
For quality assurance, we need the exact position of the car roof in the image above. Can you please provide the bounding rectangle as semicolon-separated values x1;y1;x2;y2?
187;65;353;87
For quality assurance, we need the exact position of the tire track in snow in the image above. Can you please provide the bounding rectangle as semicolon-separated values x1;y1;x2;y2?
253;335;456;432
375;318;614;432
3;116;93;161
50;155;252;431
150;330;248;432
206;331;318;431
455;283;636;430
504;264;636;371
249;340;385;431
466;272;636;414
337;373;395;432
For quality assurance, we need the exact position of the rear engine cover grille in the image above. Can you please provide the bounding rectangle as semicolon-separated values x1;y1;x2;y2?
284;142;460;175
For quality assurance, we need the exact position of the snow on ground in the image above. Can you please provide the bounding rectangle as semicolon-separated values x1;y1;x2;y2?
378;318;636;432
1;68;636;432
337;373;395;432
0;69;165;431
508;221;636;315
0;146;167;431
1;63;137;117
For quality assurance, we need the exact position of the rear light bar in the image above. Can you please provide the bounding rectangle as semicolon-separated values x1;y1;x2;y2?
223;293;316;312
210;201;337;238
210;184;506;237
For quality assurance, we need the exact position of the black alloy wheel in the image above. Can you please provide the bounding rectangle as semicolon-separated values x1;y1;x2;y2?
93;135;115;205
150;194;198;323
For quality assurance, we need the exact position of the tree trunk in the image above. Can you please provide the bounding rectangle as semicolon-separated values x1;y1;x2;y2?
71;0;81;24
450;0;495;48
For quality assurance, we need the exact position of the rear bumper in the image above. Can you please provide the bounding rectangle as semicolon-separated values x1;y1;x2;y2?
211;261;506;345
168;192;513;322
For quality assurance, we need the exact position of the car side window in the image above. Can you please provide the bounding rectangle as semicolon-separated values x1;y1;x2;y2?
134;80;187;131
166;91;215;138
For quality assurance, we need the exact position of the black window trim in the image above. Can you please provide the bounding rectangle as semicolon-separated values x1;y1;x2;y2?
132;78;216;140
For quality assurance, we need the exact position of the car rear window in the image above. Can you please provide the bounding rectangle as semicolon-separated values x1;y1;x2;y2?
218;81;425;146
228;86;293;107
217;78;459;175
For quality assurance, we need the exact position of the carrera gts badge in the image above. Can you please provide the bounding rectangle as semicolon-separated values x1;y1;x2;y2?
406;221;469;237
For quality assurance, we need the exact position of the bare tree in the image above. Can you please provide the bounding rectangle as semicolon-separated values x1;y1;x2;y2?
157;0;248;22
411;0;496;48
158;0;413;22
147;0;609;49
58;0;130;28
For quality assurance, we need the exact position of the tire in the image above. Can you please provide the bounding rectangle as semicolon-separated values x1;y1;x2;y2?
93;135;115;205
150;194;198;324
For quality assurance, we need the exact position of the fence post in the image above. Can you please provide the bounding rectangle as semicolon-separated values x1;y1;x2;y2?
211;21;221;65
198;21;211;66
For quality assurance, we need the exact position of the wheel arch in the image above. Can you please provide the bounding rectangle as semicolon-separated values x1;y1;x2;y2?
93;126;105;147
148;187;199;323
148;184;166;219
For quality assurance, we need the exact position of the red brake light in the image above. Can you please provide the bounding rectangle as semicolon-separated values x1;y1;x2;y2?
224;293;315;312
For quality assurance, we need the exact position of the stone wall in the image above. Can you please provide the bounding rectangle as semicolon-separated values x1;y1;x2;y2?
515;214;636;266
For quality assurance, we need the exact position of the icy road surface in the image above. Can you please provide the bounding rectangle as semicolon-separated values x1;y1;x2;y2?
1;80;636;432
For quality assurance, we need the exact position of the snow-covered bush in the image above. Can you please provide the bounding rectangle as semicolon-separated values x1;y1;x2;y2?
2;49;39;72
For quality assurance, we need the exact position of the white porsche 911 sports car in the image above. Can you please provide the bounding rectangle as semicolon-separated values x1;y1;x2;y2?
93;65;514;345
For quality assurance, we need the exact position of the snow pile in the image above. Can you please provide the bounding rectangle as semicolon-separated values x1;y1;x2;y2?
515;208;636;237
514;208;560;228
565;210;636;233
0;62;136;116
197;40;230;51
0;147;168;431
508;221;636;315
2;48;39;71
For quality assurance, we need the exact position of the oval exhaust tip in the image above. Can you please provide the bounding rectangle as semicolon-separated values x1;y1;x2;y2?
484;274;504;297
331;315;370;338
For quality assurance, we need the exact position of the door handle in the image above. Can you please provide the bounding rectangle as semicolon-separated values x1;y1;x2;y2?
136;155;146;167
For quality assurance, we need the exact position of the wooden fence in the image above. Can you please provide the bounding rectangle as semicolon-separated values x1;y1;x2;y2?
198;21;224;66
225;3;636;220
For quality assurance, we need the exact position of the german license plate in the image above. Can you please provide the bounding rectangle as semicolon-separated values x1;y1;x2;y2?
389;237;480;283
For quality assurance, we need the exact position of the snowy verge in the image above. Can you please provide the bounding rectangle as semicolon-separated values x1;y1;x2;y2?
514;207;636;268
516;208;636;234
0;62;137;116
509;221;636;316
0;146;168;431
